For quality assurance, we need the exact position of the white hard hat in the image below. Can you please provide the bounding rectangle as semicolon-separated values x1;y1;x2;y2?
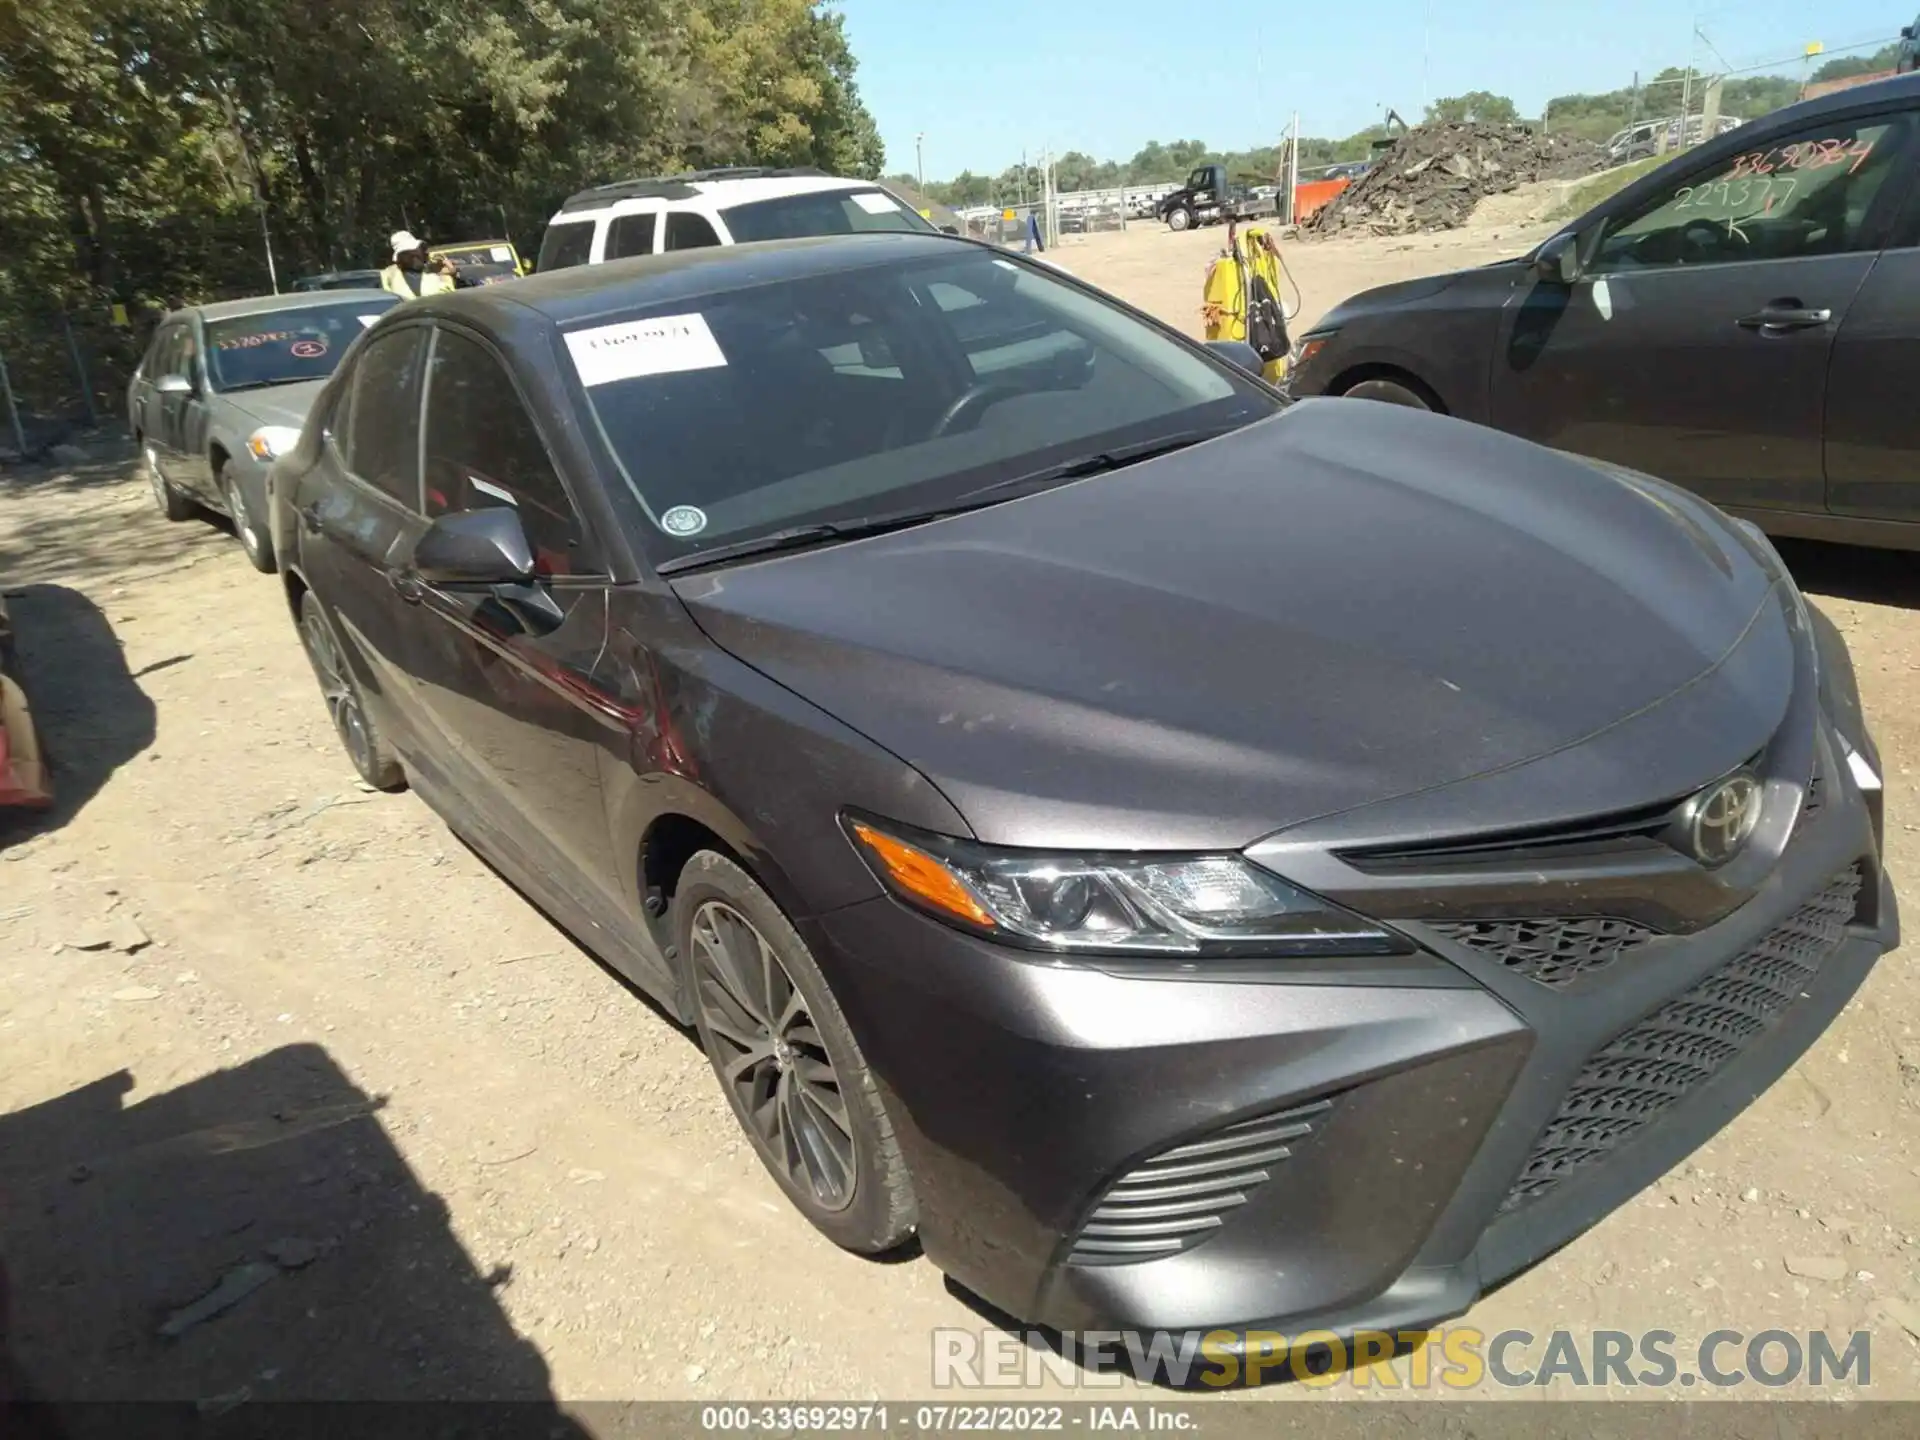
389;230;425;259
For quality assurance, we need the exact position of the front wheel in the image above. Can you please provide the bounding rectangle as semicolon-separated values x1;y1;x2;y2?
1341;377;1433;410
222;467;276;573
1166;207;1193;232
677;850;917;1253
297;590;404;791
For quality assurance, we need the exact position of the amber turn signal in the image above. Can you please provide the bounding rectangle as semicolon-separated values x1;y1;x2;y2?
848;820;992;926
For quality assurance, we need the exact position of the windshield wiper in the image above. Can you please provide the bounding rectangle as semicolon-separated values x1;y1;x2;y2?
655;426;1242;576
952;425;1241;502
218;377;309;393
657;503;997;575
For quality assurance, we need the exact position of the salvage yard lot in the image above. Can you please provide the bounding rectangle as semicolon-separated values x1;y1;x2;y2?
2;221;1917;1406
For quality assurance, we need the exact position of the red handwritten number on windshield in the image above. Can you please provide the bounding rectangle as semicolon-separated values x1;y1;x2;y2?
1726;135;1875;182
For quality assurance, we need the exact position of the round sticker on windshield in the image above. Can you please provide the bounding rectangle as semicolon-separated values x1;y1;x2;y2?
661;505;707;537
290;339;327;359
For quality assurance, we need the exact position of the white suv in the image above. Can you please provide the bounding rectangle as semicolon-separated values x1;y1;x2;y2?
534;167;938;270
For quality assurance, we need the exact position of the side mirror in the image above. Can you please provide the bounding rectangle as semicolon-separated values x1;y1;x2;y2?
410;507;536;586
155;373;194;397
1206;339;1267;378
1531;231;1582;286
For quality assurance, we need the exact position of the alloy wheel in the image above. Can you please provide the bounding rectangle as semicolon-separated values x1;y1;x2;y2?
689;899;856;1211
300;607;374;778
225;474;263;564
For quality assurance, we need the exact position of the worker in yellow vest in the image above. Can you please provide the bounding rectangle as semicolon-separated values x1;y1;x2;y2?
381;231;458;299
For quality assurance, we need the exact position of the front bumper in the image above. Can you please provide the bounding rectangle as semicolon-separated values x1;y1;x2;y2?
808;726;1896;1344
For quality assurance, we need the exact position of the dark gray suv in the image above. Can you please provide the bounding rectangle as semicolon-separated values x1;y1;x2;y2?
267;231;1895;1358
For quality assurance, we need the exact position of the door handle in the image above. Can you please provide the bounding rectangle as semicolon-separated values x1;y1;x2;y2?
1736;304;1832;332
298;504;323;535
386;568;425;604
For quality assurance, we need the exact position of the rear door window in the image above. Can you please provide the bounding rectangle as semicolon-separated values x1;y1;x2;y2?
536;220;595;272
343;328;429;506
606;211;658;260
663;211;722;250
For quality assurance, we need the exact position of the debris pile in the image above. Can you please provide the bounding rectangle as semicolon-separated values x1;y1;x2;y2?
1305;123;1605;237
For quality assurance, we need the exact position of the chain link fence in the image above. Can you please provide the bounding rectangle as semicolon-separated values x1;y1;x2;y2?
0;304;151;464
952;185;1185;250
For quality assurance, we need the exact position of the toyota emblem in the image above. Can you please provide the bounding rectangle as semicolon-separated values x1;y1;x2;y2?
1678;770;1763;867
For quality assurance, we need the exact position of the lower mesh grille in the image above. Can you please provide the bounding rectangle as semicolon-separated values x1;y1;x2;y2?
1067;1098;1331;1266
1500;864;1864;1213
1432;916;1658;988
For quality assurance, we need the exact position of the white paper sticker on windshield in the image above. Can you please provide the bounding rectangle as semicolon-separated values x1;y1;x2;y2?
469;475;516;504
661;505;707;537
490;245;512;262
1592;278;1614;322
852;192;900;215
358;314;382;329
566;313;727;386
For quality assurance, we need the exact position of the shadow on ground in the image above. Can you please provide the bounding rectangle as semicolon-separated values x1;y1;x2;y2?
0;452;233;592
0;585;154;844
0;1045;593;1437
1778;537;1920;612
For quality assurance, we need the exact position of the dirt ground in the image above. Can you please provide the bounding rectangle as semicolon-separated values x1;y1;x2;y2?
2;215;1917;1415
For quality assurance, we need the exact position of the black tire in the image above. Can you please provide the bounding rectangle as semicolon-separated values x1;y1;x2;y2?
144;440;194;522
296;590;404;791
221;465;276;573
676;850;916;1253
1341;377;1433;410
1166;206;1193;232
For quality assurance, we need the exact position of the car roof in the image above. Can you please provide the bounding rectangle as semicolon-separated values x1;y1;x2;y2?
183;289;395;323
415;231;988;332
556;172;878;219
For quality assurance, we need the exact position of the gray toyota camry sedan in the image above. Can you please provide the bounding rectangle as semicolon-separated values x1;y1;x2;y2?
266;229;1896;1358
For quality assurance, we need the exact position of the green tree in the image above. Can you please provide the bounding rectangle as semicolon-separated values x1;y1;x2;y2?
0;0;889;423
1424;91;1520;125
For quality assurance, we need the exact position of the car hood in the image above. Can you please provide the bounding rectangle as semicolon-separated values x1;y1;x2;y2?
1310;270;1466;330
220;378;330;433
673;401;1782;851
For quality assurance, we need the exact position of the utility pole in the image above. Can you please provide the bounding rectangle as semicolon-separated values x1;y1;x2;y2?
915;133;925;189
1421;0;1432;115
1680;14;1698;148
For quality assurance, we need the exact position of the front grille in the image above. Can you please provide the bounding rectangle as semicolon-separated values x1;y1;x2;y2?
1432;916;1658;988
1067;1098;1331;1266
1500;864;1864;1213
1344;800;1677;872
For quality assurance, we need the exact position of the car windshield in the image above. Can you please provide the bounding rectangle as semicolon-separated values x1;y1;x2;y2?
566;247;1280;564
204;300;398;391
719;188;935;243
435;244;520;284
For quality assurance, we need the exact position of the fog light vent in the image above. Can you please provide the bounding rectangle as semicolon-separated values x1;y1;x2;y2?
1066;1098;1331;1266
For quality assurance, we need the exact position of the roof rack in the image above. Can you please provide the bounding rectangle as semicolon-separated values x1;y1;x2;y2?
558;166;835;214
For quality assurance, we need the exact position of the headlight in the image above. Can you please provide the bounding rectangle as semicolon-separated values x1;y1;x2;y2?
246;425;303;462
844;817;1402;958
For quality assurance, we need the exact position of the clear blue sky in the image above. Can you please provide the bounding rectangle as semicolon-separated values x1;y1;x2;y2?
839;0;1907;179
